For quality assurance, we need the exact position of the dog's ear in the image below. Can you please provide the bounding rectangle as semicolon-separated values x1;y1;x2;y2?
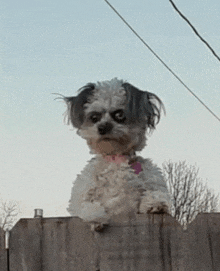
64;83;95;128
122;83;165;130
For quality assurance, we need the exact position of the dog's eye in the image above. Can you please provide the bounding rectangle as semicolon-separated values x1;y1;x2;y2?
112;110;126;123
90;113;101;123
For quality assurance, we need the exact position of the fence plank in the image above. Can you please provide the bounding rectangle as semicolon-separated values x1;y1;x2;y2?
206;213;220;269
183;213;220;271
0;227;7;271
10;218;42;270
9;213;220;271
39;217;96;271
9;217;96;271
96;214;183;271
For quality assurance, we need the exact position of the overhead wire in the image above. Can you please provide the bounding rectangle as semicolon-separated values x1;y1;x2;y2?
169;0;220;63
104;0;220;123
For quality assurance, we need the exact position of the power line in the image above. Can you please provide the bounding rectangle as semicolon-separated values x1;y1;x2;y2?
169;0;220;63
104;0;220;123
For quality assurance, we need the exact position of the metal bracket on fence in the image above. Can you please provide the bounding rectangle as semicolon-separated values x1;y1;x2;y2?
5;230;10;271
34;209;43;218
5;230;10;250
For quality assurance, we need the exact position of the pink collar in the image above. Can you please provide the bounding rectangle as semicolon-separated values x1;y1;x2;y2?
104;155;142;175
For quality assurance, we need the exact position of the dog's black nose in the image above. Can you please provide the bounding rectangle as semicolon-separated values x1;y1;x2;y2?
98;122;113;135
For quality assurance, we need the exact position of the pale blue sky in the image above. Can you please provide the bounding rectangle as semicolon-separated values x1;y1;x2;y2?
1;0;220;219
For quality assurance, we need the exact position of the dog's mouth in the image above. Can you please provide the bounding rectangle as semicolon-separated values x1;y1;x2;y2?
102;137;114;141
99;136;117;142
89;135;134;156
100;135;131;144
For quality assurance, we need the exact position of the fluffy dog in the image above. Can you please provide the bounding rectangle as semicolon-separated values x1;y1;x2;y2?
61;78;170;224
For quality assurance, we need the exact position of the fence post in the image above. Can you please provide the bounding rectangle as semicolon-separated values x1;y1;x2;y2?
0;227;7;271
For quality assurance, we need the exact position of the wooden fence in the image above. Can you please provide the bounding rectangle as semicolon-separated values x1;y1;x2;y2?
0;213;220;270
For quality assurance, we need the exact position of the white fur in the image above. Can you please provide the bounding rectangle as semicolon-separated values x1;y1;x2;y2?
64;78;171;222
67;156;170;222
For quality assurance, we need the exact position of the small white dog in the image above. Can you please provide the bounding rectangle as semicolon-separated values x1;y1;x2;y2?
61;78;170;224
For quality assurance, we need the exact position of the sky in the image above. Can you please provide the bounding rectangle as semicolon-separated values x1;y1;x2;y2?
1;0;220;221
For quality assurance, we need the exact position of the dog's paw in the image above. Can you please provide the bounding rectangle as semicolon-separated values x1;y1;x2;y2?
146;203;169;214
90;222;108;232
139;190;171;214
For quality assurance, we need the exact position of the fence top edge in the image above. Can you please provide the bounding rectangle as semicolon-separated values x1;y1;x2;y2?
10;214;178;230
7;213;220;232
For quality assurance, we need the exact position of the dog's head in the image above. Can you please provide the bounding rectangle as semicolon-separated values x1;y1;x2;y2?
63;78;164;155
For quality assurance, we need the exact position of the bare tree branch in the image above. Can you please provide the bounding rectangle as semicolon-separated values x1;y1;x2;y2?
163;161;219;228
0;200;20;230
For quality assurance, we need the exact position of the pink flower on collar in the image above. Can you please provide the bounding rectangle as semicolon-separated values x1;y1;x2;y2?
130;161;142;175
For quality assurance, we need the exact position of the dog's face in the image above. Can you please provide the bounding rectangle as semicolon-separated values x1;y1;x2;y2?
63;78;164;155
